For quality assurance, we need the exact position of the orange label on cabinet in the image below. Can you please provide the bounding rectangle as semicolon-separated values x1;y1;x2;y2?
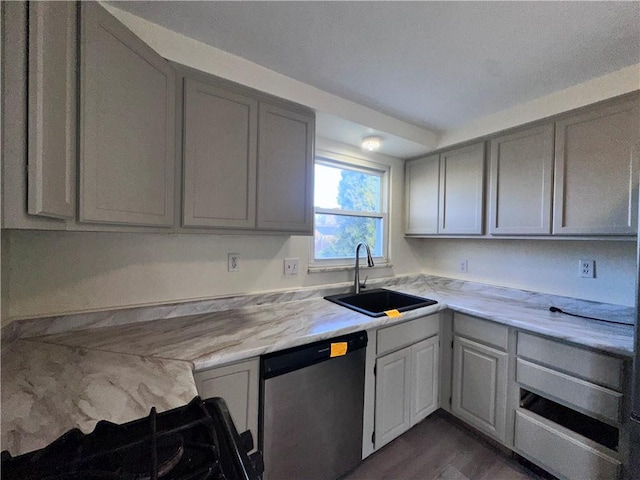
384;309;402;318
330;342;348;357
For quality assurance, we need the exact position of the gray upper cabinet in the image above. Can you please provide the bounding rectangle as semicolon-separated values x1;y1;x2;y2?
489;124;554;235
439;142;485;235
27;1;76;219
403;143;484;236
257;103;314;233
182;78;258;228
404;154;439;235
79;2;176;227
553;98;639;235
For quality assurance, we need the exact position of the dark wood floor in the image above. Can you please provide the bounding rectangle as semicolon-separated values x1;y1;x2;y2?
345;412;546;480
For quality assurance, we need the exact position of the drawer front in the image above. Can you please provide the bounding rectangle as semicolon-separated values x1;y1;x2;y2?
515;410;620;480
377;315;439;356
516;358;622;424
453;313;508;350
517;332;623;390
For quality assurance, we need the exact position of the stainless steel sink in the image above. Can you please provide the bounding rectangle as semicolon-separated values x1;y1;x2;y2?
324;288;437;317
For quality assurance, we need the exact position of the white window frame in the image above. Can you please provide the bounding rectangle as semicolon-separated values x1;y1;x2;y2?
309;150;390;270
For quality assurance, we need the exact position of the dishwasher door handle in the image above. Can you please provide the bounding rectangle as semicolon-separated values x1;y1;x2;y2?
261;331;367;379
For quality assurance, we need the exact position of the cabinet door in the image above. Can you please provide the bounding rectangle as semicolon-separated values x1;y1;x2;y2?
553;98;639;235
452;336;508;443
257;103;314;233
79;2;175;226
439;142;485;234
182;78;257;228
375;347;411;449
28;1;76;219
489;124;554;235
405;155;439;234
410;335;439;425
194;358;259;445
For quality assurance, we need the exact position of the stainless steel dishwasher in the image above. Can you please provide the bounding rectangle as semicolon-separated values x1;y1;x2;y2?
260;331;367;480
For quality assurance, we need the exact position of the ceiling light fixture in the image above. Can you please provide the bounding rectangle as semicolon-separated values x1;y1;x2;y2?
361;135;382;152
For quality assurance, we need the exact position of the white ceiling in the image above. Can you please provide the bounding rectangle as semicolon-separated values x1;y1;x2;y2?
111;1;640;153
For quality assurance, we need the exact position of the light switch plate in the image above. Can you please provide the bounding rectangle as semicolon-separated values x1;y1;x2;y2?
459;259;468;273
284;258;299;276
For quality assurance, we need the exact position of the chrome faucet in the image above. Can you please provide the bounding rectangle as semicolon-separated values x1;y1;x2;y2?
354;242;375;294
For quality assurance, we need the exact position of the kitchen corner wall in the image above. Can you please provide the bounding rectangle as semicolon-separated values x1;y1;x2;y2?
412;238;636;307
1;139;426;323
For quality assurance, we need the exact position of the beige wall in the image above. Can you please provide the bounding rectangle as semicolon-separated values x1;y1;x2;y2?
6;232;635;322
411;238;636;306
2;139;426;322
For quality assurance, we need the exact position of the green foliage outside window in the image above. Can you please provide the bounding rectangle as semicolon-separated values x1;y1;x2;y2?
316;170;380;258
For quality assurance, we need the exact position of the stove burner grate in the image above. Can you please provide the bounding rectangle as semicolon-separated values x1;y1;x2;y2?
1;397;260;480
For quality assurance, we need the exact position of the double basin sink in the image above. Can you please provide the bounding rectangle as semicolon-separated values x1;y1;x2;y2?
325;288;437;317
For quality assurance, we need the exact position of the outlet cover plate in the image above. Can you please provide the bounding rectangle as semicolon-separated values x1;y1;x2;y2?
228;253;240;272
579;259;595;278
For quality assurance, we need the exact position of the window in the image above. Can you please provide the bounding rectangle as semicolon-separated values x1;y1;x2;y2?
312;154;389;266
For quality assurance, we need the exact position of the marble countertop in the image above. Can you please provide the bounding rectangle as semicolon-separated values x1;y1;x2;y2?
1;274;635;456
1;340;198;457
32;276;635;367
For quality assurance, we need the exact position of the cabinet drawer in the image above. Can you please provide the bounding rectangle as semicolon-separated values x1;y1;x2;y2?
453;313;507;350
517;332;623;390
516;358;622;424
515;410;620;480
377;315;439;356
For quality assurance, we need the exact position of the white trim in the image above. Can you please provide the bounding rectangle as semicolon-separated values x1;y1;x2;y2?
307;262;393;274
315;208;383;219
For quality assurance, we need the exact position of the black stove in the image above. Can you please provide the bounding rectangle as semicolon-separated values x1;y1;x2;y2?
1;397;263;480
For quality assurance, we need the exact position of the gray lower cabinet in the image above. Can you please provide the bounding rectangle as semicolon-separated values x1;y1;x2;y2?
514;410;620;480
79;2;176;227
27;1;76;220
193;358;259;450
375;346;412;448
182;77;258;229
451;317;508;443
257;103;315;233
375;334;439;450
514;331;624;480
553;97;639;235
410;336;440;425
489;124;554;235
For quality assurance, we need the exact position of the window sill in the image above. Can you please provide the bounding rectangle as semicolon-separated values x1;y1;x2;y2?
307;262;393;274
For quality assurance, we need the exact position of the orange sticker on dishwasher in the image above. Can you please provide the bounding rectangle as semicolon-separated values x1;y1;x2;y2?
330;342;348;357
384;309;402;318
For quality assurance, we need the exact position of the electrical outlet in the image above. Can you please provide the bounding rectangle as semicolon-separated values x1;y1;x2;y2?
579;259;595;278
228;253;240;272
459;259;468;273
284;258;299;276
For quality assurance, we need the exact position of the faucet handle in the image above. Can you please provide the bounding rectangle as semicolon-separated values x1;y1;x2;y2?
359;276;369;289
